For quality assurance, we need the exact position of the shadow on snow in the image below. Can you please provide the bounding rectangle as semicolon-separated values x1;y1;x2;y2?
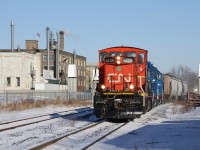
103;119;200;150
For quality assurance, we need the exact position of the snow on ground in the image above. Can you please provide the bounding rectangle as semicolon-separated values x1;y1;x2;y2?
0;106;84;123
0;103;200;150
90;104;200;150
0;106;94;150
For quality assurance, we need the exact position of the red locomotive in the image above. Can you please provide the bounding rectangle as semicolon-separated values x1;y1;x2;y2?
93;46;153;119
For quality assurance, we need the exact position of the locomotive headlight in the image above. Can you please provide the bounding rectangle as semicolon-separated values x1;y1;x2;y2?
130;84;134;89
101;85;105;89
117;60;120;64
117;56;120;60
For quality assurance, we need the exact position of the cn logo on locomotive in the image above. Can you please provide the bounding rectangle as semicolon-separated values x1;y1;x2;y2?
107;73;131;83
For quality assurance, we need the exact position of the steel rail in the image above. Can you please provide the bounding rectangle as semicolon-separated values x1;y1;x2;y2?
82;122;127;150
30;119;105;150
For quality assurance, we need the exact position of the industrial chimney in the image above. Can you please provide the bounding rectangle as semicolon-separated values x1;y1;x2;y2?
59;31;64;51
46;27;50;70
10;20;14;52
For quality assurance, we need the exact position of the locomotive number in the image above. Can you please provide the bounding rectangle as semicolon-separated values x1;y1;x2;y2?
105;58;115;63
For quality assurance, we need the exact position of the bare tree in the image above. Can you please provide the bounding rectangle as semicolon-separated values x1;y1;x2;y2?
168;65;198;92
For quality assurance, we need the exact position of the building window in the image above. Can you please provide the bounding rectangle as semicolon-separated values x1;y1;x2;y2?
43;54;47;62
78;79;80;86
7;77;11;86
44;66;47;70
50;54;55;61
16;77;20;86
50;66;54;70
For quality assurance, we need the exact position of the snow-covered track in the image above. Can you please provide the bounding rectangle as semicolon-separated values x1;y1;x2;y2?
30;119;105;150
82;122;127;150
0;107;92;132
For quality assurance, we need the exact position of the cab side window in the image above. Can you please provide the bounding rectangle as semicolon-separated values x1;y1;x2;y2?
138;53;144;64
99;52;108;62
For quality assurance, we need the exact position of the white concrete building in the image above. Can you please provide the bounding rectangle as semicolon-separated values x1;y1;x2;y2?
0;52;41;90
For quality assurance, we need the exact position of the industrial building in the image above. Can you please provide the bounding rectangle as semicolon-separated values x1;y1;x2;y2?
0;23;87;92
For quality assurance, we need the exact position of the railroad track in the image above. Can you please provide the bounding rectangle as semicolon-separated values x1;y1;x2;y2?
30;119;105;150
30;120;127;150
0;107;92;132
82;122;127;150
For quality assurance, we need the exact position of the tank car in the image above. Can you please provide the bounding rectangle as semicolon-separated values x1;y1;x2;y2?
147;62;163;106
163;74;188;101
93;46;153;119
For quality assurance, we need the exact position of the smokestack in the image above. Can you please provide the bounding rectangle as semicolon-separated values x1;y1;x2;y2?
50;31;54;50
11;20;14;52
59;31;64;50
56;32;60;79
46;27;50;70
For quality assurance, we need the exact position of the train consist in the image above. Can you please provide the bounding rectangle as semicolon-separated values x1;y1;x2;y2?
93;46;188;120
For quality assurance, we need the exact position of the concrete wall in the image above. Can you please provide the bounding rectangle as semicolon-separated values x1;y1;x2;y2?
35;83;67;90
0;52;40;90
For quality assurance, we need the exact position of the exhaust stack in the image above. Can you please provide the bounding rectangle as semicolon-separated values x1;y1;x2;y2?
59;31;64;50
11;20;14;52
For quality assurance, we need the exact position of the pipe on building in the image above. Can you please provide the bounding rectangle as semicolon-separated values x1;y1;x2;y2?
56;32;60;79
11;20;14;52
50;31;54;50
46;27;50;70
73;49;76;65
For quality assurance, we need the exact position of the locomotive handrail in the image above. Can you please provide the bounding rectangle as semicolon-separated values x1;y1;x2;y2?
138;76;145;107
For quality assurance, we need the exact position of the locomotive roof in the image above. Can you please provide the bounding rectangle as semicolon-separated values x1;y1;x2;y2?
99;46;148;52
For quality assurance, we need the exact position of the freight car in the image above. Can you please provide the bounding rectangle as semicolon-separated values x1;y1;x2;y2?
93;46;154;119
163;74;188;101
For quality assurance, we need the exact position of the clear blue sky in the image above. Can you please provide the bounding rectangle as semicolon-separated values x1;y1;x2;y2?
0;0;200;73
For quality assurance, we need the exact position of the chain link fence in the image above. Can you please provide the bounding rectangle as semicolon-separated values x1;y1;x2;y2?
0;90;93;105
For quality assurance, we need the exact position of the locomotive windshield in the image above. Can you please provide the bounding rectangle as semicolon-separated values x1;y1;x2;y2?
99;52;108;62
109;51;122;57
123;51;136;58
